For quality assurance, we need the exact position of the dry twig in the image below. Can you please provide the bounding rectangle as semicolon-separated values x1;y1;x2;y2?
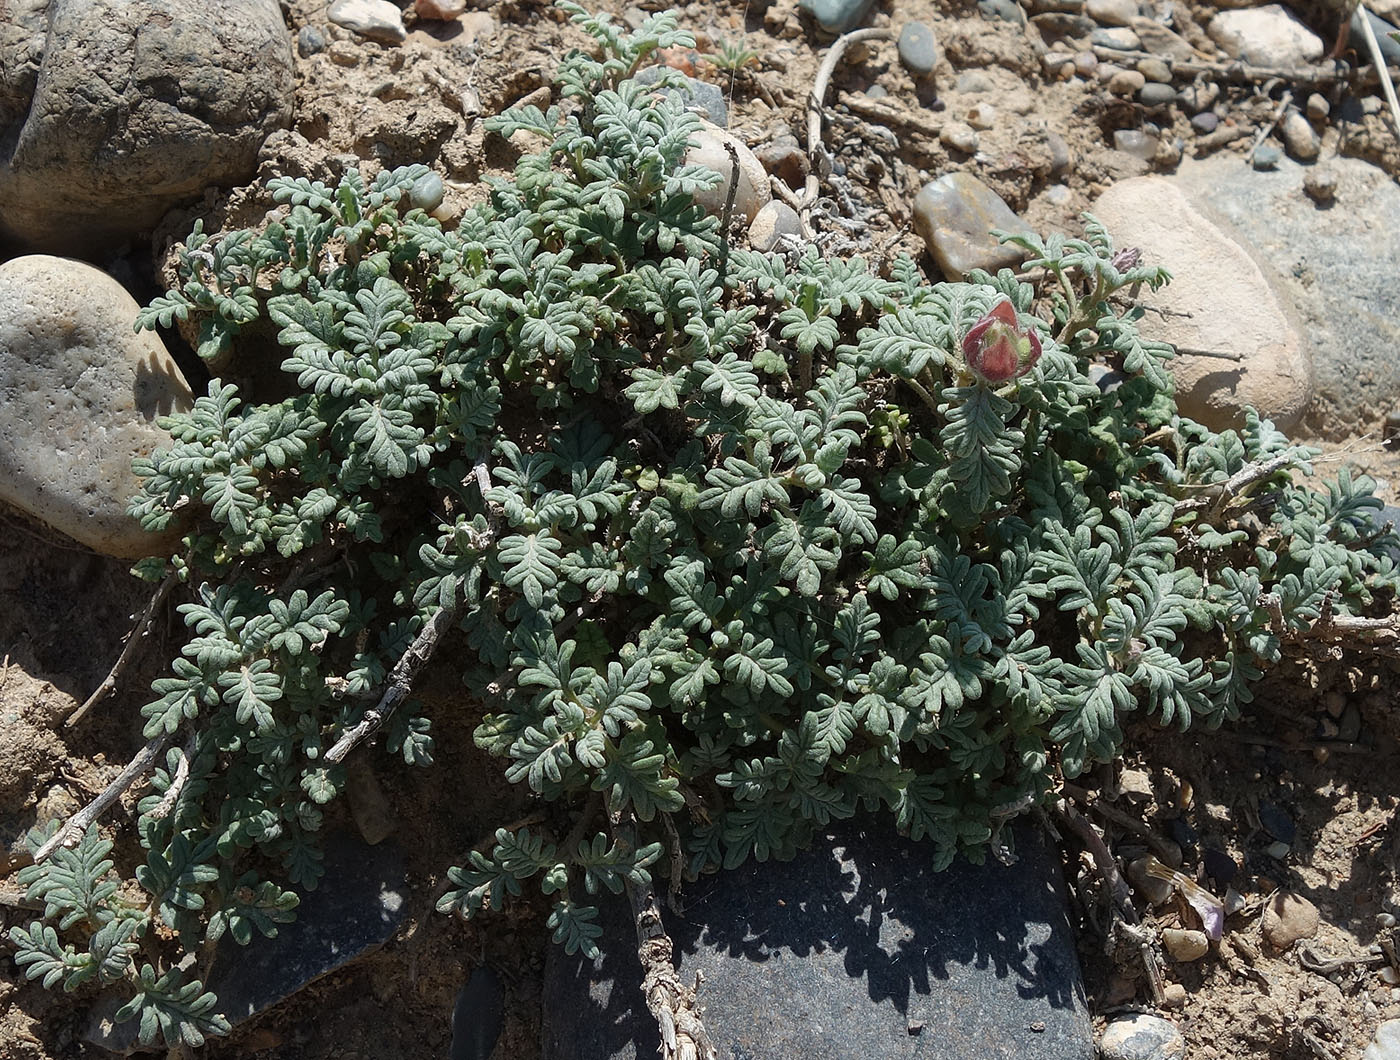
1356;2;1400;139
802;28;892;219
611;807;716;1060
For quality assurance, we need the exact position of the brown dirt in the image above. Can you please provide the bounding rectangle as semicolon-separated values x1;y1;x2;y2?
4;0;1400;1057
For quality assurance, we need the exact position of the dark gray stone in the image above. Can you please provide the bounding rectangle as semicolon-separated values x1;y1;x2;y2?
1202;847;1237;888
1190;112;1219;135
980;0;1028;25
1257;800;1296;844
634;66;729;128
1138;83;1176;108
898;21;939;77
451;966;505;1060
543;819;1092;1060
209;834;408;1023
298;24;328;56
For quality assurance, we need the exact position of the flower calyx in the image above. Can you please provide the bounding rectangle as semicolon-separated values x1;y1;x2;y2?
961;299;1042;383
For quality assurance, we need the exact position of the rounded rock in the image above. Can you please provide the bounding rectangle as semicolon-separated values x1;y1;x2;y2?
1091;176;1313;431
799;0;876;34
1136;57;1172;82
1307;93;1331;121
409;172;445;213
912;172;1032;280
1262;891;1321;949
1101;1014;1186;1060
1363;1019;1400;1060
298;24;328;56
1087;0;1139;26
1108;68;1147;95
1303;166;1338;202
414;0;467;18
1280;111;1320;161
1162;928;1209;962
897;21;939;76
635;67;729;128
1113;128;1158;160
329;0;407;42
1252;144;1282;170
1075;50;1100;76
748;200;803;252
1190;111;1220;135
0;0;294;255
1126;856;1174;905
1139;83;1177;107
966;103;998;130
941;122;980;154
1093;26;1142;49
684;124;772;224
0;256;193;557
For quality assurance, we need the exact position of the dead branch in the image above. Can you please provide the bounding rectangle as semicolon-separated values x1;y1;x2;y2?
33;733;171;864
1173;452;1300;517
802;28;892;217
149;732;198;821
66;567;181;728
610;807;716;1060
324;599;458;764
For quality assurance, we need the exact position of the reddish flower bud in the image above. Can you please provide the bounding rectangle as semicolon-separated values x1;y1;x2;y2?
961;299;1042;383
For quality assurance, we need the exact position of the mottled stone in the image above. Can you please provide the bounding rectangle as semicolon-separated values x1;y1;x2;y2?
1190;111;1220;134
1100;1015;1186;1060
979;0;1028;24
1161;928;1209;962
941;122;980;153
1362;1019;1400;1060
1280;111;1319;161
0;256;192;557
913;173;1031;280
543;820;1092;1060
1092;175;1312;431
1252;144;1282;170
0;0;294;255
1207;6;1323;67
1108;68;1147;94
1303;166;1337;202
1136;57;1172;82
298;24;327;56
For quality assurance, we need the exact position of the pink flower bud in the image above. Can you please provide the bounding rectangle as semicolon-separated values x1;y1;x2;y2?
961;299;1042;383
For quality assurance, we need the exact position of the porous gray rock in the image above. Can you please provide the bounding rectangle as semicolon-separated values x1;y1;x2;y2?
0;256;192;558
1090;175;1312;431
913;173;1032;280
0;0;294;256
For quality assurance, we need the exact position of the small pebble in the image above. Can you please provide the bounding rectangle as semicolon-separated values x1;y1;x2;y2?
1101;1014;1186;1060
1203;847;1237;887
1086;0;1139;26
1361;1019;1400;1060
865;84;889;98
1280;111;1320;161
1136;57;1172;82
1139;83;1176;107
1379;912;1397;929
978;0;1026;23
966;103;998;130
1381;967;1400;987
800;0;877;34
1258;800;1296;843
1162;928;1209;962
409;172;445;213
1177;81;1220;113
1306;92;1331;121
298;25;327;56
1301;166;1337;203
1107;68;1147;95
1225;888;1247;916
1262;891;1320;949
1119;768;1153;799
1127;856;1174;905
415;0;467;18
911;172;1031;280
956;69;995;92
1190;111;1219;135
1074;50;1099;76
1252;144;1282;170
1113;128;1157;161
1265;840;1292;859
1044;183;1073;206
1339;703;1362;742
327;39;360;66
328;0;407;43
941;122;980;153
1161;983;1188;1010
635;67;729;128
897;21;939;76
1093;26;1141;49
1041;51;1076;76
1046;131;1071;174
748;200;803;252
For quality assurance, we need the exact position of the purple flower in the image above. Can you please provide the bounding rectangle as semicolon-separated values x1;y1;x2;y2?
961;299;1043;383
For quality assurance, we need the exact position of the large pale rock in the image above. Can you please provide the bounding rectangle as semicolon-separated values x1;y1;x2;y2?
913;172;1033;281
0;256;193;557
1090;176;1312;431
685;123;772;224
1206;6;1323;67
0;0;294;255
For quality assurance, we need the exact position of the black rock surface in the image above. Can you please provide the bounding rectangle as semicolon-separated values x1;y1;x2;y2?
543;818;1093;1060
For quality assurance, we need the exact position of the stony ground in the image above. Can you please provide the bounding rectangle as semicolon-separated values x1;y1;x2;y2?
3;0;1400;1057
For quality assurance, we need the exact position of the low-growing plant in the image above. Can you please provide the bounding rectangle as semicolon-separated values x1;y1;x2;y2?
9;2;1400;1047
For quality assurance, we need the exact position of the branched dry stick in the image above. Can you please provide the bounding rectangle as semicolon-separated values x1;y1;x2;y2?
801;27;892;219
1173;452;1299;518
1054;797;1166;1005
324;599;458;764
150;732;198;821
66;567;181;728
33;733;171;863
610;807;716;1060
1246;89;1294;164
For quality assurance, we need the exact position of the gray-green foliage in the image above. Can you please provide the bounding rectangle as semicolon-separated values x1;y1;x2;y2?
9;2;1400;1043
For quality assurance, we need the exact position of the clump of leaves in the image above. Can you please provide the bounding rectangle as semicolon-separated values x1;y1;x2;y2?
8;1;1399;1044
